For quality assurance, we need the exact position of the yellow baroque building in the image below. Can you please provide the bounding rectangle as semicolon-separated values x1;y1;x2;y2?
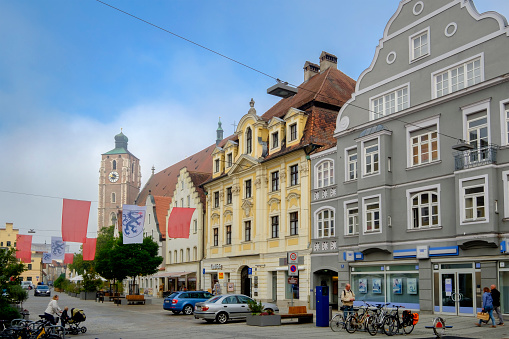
202;53;355;307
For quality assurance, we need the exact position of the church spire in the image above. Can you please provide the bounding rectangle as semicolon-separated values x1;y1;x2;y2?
216;117;224;145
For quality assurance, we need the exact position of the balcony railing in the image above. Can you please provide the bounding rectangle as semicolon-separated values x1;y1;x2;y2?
454;144;498;170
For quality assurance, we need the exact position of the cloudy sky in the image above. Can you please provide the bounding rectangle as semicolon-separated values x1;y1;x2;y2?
1;0;508;251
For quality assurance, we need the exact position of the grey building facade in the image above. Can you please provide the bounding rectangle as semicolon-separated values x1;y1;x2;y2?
310;0;509;315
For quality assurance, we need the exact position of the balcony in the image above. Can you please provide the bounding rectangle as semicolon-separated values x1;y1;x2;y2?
454;144;498;170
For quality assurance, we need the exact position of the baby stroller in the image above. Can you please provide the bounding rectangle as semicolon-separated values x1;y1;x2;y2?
62;308;87;335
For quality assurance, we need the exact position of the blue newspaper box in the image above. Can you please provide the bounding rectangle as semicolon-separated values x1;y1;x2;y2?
316;286;329;327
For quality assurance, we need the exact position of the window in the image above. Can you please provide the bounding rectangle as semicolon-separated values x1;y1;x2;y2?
186;248;190;261
174;250;177;263
316;209;335;238
271;216;279;238
181;198;184;207
111;192;116;203
290;123;297;141
215;159;220;173
272;131;279;149
226;225;231;245
434;57;481;98
246;127;252;154
411;191;439;228
271;171;279;191
363;197;380;233
245;180;252;198
181;181;184;190
346;149;358;181
464;186;485;221
411;128;438;166
187;195;190;207
193;247;197;261
180;249;184;262
290;165;299;186
193;219;197;233
467;113;488;161
411;29;429;61
290;212;298;236
214;192;219;208
346;207;359;235
226;187;232;204
364;142;379;175
213;228;219;246
317;160;334;188
112;160;116;170
7;241;11;247
372;86;409;119
245;221;251;241
227;153;232;167
28;264;32;270
175;200;177;207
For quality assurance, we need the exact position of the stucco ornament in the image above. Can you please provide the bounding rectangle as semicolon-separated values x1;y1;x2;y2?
232;184;240;196
337;116;350;132
241;199;253;217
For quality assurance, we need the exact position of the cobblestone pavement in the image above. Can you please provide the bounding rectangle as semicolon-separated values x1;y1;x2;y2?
21;289;509;339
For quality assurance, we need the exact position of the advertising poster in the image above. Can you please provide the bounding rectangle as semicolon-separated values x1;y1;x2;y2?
393;278;403;294
359;278;367;293
407;278;417;294
372;278;382;294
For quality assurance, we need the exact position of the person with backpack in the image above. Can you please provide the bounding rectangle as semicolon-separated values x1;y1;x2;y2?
490;284;504;326
341;283;355;320
477;287;496;327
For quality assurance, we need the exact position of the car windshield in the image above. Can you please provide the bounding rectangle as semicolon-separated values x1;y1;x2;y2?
37;286;49;290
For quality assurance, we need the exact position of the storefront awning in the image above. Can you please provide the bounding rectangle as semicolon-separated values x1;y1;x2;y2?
154;271;196;278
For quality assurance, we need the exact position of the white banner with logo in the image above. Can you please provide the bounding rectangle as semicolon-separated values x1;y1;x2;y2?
122;205;146;244
51;236;65;260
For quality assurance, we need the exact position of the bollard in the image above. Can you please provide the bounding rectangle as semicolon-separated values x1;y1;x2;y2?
329;305;332;321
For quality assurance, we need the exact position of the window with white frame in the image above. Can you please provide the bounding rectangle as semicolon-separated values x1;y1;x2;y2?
464;185;485;221
505;104;509;145
467;112;488;161
214;159;220;173
226;225;231;245
371;86;409;119
290;123;297;141
345;202;359;235
346;148;358;181
213;228;219;246
317;160;334;188
271;216;279;238
410;190;439;228
363;196;380;233
435;57;481;98
245;179;252;198
316;209;335;238
271;171;280;191
411;127;438;166
227;153;232;167
214;191;219;208
410;29;429;61
244;221;251;241
364;140;379;175
272;131;279;149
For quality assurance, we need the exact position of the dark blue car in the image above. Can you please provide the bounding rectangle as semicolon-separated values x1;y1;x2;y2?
163;291;214;315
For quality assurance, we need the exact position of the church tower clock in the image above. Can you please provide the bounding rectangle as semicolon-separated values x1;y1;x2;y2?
98;131;141;230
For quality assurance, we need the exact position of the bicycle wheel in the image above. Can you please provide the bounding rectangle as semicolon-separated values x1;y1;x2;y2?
329;314;344;332
382;316;396;336
403;321;414;334
366;315;378;336
345;315;358;334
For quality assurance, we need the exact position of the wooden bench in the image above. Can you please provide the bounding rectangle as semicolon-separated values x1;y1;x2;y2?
280;306;313;324
126;294;145;305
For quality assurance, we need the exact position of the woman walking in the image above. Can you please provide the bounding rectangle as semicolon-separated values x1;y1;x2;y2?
477;287;496;328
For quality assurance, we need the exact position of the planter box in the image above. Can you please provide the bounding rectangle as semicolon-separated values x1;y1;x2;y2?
80;291;96;300
71;293;77;297
246;314;281;326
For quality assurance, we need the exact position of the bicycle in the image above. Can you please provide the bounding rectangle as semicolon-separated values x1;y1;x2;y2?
329;306;349;332
366;303;391;336
382;305;415;336
345;302;374;334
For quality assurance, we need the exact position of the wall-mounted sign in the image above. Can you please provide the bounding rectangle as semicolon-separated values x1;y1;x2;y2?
218;272;224;279
227;282;234;292
211;264;222;270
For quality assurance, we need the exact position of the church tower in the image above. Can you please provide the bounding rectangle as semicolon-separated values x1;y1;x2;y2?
98;131;141;230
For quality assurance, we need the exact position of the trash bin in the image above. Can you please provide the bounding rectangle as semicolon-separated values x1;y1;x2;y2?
316;286;329;327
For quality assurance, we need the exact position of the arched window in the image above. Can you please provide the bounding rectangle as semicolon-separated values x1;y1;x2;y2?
316;209;335;238
174;250;177;263
180;249;184;262
112;160;117;170
186;248;190;262
111;192;116;203
246;127;252;154
411;191;439;228
316;160;334;188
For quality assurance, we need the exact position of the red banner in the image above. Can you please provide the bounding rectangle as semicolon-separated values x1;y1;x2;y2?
64;253;74;264
61;199;90;243
15;234;32;263
83;238;97;261
167;207;195;238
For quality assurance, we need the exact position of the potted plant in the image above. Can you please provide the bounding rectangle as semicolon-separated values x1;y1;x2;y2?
245;299;281;326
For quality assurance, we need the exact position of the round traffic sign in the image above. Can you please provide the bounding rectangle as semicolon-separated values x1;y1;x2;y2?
289;252;297;261
290;264;297;273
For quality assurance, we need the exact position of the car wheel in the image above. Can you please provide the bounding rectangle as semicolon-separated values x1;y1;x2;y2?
171;311;180;315
216;312;229;324
183;305;193;315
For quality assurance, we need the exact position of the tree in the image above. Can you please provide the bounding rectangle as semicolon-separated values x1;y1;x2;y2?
94;226;116;281
0;248;27;320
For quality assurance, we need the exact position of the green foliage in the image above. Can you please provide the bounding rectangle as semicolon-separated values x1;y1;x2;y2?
0;303;21;321
94;226;116;281
82;270;102;292
68;252;93;275
247;299;264;315
6;284;28;304
54;274;66;289
0;248;26;304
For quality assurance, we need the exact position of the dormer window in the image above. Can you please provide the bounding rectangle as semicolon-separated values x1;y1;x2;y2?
227;153;232;167
215;159;220;173
272;131;279;149
290;124;297;141
246;127;252;154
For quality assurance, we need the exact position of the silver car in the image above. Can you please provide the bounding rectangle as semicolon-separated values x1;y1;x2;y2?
194;294;279;324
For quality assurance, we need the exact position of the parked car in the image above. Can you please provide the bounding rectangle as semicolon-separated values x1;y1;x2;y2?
194;294;279;324
21;281;34;290
34;285;51;297
163;291;214;315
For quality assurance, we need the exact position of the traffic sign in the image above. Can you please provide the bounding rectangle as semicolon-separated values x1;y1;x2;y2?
288;264;298;276
287;251;298;264
248;267;252;276
288;277;298;284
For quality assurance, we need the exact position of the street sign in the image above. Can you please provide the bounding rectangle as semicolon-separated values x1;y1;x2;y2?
287;251;298;264
288;277;298;284
248;267;252;276
288;264;298;276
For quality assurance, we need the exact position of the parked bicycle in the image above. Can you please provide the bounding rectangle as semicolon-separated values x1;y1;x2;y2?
382;305;415;336
0;317;66;339
345;302;375;334
366;303;391;336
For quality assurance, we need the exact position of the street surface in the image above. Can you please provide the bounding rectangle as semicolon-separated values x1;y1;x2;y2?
21;288;509;338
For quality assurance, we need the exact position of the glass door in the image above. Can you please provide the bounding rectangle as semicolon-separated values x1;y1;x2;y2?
439;271;475;315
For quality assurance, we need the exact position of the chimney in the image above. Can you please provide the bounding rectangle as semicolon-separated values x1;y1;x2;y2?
319;51;338;73
303;61;320;82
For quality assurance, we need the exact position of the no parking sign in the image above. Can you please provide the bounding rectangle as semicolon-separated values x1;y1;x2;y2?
288;264;298;276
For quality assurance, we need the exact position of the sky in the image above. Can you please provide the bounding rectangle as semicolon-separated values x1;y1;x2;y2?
1;0;508;252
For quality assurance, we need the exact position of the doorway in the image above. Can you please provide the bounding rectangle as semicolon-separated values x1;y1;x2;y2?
434;263;478;315
241;266;251;297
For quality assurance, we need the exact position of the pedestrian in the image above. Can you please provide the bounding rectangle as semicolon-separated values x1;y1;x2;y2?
477;287;496;327
44;295;62;325
340;283;355;321
491;284;504;326
213;281;221;295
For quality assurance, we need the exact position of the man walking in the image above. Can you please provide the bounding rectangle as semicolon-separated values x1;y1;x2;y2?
491;284;504;326
341;283;355;321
